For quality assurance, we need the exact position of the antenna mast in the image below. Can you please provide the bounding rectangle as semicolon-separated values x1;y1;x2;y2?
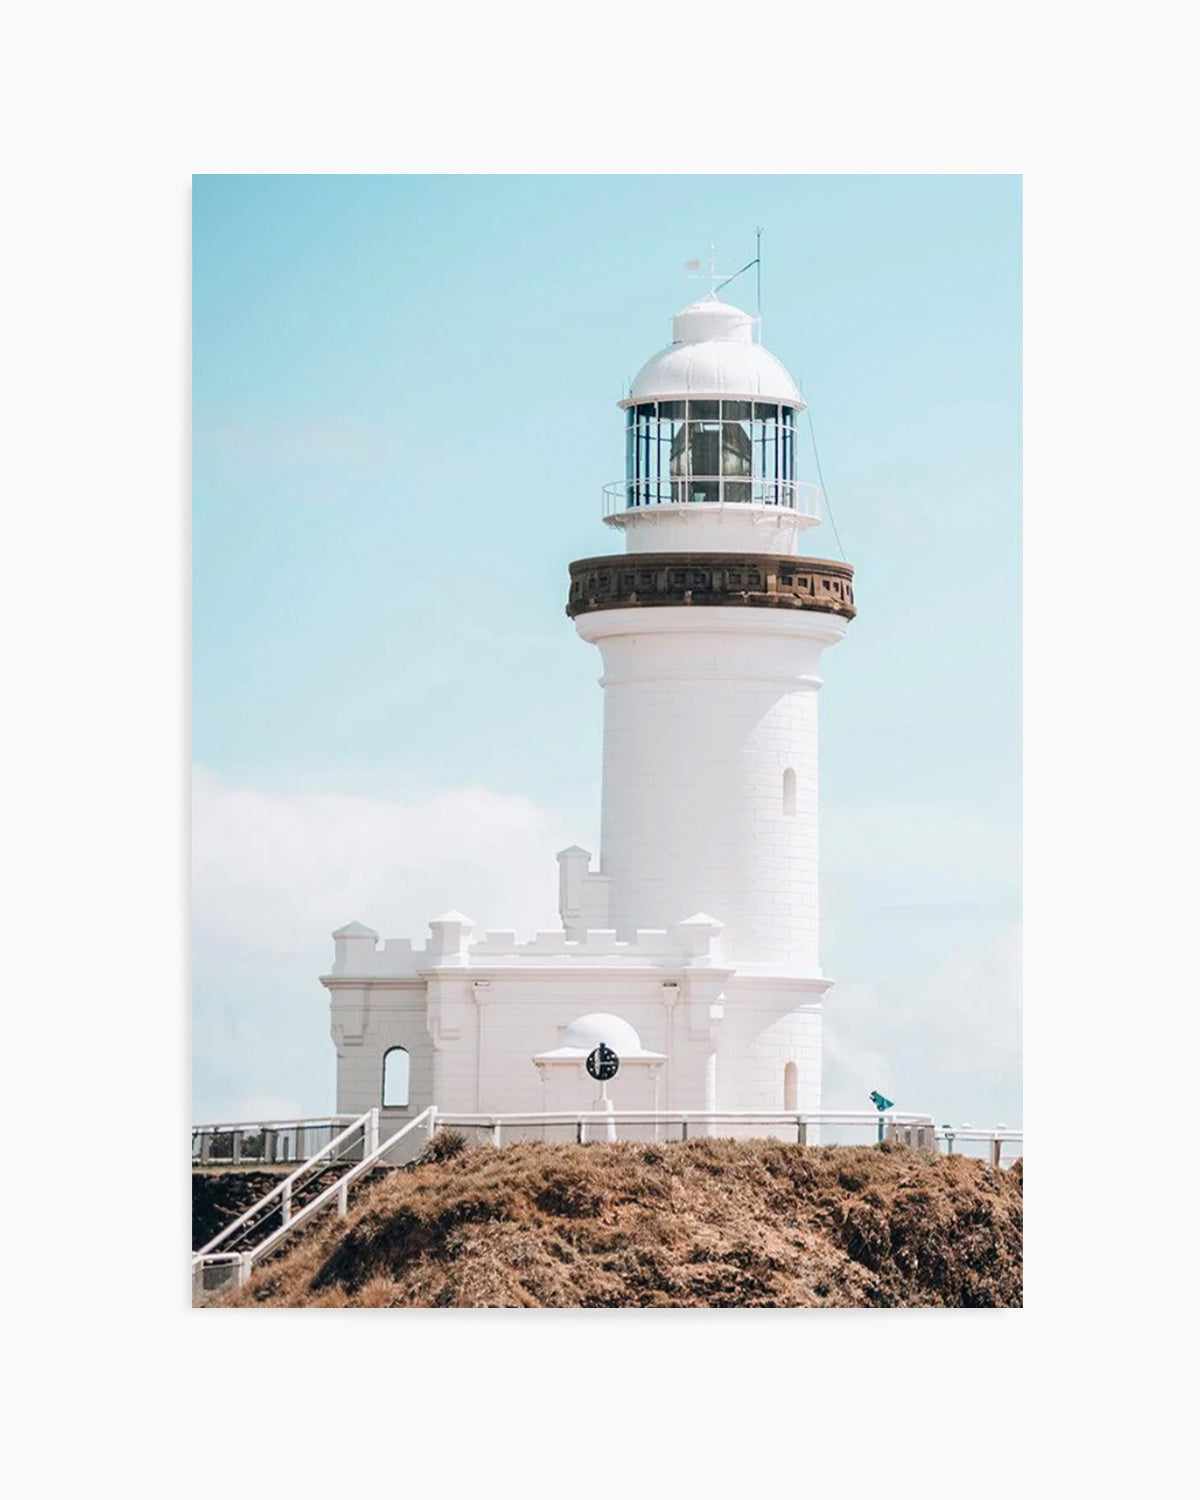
755;226;763;324
707;231;765;335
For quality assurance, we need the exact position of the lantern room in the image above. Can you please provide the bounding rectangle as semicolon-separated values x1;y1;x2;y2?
621;397;804;508
605;294;822;529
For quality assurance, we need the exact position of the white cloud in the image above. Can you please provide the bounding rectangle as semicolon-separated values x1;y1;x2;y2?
823;919;1021;1127
192;767;586;1118
819;798;1021;1126
193;765;581;955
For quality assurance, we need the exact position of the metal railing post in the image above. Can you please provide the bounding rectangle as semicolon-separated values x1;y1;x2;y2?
991;1135;1002;1170
681;1121;688;1142
367;1108;380;1157
237;1253;252;1288
492;1122;502;1148
232;1129;242;1165
281;1181;292;1226
337;1180;349;1216
427;1106;439;1145
796;1119;807;1146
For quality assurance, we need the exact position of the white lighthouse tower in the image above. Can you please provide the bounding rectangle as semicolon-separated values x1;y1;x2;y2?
570;294;854;971
321;289;855;1140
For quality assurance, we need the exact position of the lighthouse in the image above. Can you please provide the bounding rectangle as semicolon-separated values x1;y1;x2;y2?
568;294;855;969
322;289;855;1141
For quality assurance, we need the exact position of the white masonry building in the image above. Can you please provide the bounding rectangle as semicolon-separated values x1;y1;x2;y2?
322;292;856;1139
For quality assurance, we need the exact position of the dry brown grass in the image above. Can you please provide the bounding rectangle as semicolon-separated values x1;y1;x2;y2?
215;1139;1022;1309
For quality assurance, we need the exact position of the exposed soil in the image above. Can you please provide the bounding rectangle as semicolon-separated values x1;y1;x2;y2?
193;1170;290;1251
211;1138;1022;1309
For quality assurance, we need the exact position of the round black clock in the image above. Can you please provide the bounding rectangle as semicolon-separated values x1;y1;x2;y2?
586;1042;620;1081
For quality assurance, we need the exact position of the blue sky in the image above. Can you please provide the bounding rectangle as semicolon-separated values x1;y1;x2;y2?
193;174;1020;1128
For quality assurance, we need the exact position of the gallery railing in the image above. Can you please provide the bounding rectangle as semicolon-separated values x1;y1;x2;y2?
602;477;821;519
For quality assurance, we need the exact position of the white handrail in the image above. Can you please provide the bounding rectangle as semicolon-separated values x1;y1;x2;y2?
436;1109;935;1126
432;1109;1022;1157
434;1108;942;1149
192;1108;377;1263
239;1106;438;1274
193;1114;355;1133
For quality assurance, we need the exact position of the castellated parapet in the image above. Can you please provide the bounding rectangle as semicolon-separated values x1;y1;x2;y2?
328;900;730;980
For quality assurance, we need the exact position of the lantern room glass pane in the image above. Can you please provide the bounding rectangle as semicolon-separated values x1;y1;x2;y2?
722;417;752;503
691;421;721;480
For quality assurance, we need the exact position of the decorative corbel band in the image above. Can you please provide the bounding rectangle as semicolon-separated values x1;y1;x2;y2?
567;552;856;620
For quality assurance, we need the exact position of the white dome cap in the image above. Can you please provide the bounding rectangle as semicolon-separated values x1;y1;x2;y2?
533;1012;667;1067
671;296;755;345
623;294;804;409
561;1013;644;1055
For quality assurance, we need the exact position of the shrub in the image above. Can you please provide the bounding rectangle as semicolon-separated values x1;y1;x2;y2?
422;1128;467;1163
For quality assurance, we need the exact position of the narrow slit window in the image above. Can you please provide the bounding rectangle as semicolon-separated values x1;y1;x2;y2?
783;767;797;817
784;1061;799;1111
382;1046;410;1109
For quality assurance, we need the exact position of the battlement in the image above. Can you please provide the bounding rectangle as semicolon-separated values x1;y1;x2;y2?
326;909;727;979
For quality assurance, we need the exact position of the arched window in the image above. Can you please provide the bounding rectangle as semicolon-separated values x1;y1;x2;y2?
782;767;797;817
382;1047;410;1109
784;1061;799;1111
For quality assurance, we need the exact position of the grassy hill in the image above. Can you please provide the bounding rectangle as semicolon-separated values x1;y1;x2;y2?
207;1134;1022;1309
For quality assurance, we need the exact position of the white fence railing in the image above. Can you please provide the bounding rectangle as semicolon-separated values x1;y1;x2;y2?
192;1115;357;1166
434;1110;1021;1161
192;1107;438;1301
434;1108;940;1149
933;1124;1024;1170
